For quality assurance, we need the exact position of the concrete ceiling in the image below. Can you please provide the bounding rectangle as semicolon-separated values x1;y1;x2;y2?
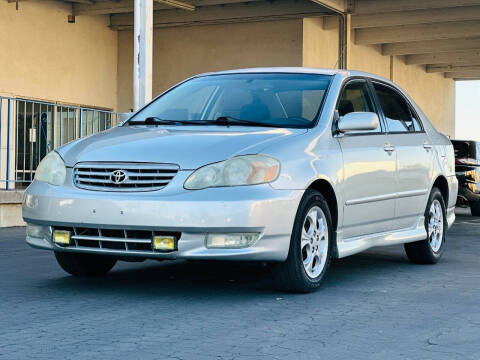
56;0;480;80
349;0;480;80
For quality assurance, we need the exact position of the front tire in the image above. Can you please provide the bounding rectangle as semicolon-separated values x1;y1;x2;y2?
271;189;333;293
54;252;117;277
471;201;480;216
404;188;446;264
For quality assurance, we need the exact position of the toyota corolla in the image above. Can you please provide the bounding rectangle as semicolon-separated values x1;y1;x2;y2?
23;68;458;292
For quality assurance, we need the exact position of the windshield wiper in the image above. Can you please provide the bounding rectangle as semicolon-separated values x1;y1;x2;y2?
127;116;281;128
128;117;206;126
212;116;281;128
128;117;175;125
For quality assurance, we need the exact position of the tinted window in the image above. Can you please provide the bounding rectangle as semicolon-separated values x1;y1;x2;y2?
337;79;380;133
373;83;421;133
127;73;332;128
408;106;423;132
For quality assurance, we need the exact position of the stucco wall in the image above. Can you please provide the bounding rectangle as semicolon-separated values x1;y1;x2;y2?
301;16;455;136
0;0;118;110
117;20;303;112
348;44;455;136
116;15;454;135
302;17;338;68
393;59;455;137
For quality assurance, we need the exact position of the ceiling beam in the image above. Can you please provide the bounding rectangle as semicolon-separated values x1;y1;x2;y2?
154;0;195;11
405;50;480;65
382;37;480;56
427;64;480;73
74;0;263;15
353;0;480;14
110;0;329;29
310;0;345;13
355;20;480;45
67;0;95;4
352;6;480;29
73;0;166;15
452;77;480;80
444;71;480;79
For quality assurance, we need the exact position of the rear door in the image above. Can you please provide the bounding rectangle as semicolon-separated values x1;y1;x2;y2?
371;81;433;230
336;78;397;239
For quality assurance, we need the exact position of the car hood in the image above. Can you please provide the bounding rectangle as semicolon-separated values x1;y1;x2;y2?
58;125;307;169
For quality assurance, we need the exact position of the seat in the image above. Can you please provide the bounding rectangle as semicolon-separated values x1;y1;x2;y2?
239;99;271;121
338;100;354;116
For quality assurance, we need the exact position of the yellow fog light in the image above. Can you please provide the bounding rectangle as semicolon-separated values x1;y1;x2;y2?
53;230;71;246
152;236;176;251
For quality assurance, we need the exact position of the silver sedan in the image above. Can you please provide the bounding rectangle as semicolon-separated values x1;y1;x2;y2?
23;68;458;292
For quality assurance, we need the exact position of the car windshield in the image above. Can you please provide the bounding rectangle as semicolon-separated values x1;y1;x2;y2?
126;73;332;128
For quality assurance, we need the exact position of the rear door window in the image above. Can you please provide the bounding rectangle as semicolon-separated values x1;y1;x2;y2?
373;83;422;133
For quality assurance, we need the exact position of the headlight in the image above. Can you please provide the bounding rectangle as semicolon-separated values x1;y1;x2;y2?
34;151;66;186
184;155;280;190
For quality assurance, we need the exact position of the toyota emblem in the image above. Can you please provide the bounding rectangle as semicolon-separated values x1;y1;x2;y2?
110;170;128;184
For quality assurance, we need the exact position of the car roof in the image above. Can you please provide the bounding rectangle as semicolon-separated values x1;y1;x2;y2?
195;67;392;83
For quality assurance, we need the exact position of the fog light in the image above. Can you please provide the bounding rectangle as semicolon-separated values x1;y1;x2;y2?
26;223;47;238
53;230;71;246
153;236;176;251
206;233;259;249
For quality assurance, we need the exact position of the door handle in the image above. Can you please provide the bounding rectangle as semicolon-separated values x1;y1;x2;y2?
423;141;433;150
384;143;395;153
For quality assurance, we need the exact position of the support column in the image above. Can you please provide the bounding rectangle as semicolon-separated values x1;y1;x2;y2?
133;0;153;111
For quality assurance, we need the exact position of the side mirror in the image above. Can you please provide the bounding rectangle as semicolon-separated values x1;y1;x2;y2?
337;112;379;133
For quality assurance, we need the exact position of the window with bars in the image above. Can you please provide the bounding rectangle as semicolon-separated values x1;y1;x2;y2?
0;97;118;189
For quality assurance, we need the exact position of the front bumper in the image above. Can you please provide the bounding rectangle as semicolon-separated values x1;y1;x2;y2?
23;177;303;261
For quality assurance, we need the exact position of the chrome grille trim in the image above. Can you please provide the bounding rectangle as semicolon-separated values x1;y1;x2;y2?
53;226;180;255
73;162;179;192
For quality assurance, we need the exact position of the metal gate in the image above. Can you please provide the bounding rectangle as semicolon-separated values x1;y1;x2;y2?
0;97;118;190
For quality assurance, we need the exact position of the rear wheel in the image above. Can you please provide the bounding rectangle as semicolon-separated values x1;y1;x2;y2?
404;188;446;264
54;252;117;277
471;201;480;216
271;189;333;293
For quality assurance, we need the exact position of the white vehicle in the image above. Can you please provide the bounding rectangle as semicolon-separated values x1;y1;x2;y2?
23;68;458;292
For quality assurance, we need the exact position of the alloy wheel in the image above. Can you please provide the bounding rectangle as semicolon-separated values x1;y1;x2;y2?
301;206;329;278
428;199;444;253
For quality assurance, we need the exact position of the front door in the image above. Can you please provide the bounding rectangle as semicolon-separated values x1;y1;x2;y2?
336;79;397;239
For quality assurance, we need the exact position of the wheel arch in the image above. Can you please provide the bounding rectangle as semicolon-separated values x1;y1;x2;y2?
307;179;339;232
432;175;449;205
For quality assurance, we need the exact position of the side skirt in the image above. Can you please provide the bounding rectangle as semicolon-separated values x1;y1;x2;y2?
336;217;426;259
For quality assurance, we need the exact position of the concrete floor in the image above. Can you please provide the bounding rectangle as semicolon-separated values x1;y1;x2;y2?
1;211;479;359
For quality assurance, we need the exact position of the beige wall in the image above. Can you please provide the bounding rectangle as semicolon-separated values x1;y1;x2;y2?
0;1;454;132
393;59;455;137
302;17;339;68
345;15;455;136
117;20;303;112
117;16;454;136
348;43;455;136
0;0;118;110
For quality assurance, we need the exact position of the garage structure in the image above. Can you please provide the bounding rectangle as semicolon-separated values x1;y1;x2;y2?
0;0;479;225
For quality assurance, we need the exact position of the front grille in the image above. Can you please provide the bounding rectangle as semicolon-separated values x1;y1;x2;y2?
54;226;181;254
73;162;179;191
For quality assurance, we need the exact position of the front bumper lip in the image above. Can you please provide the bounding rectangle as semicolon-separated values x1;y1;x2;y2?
23;181;303;261
26;232;291;261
